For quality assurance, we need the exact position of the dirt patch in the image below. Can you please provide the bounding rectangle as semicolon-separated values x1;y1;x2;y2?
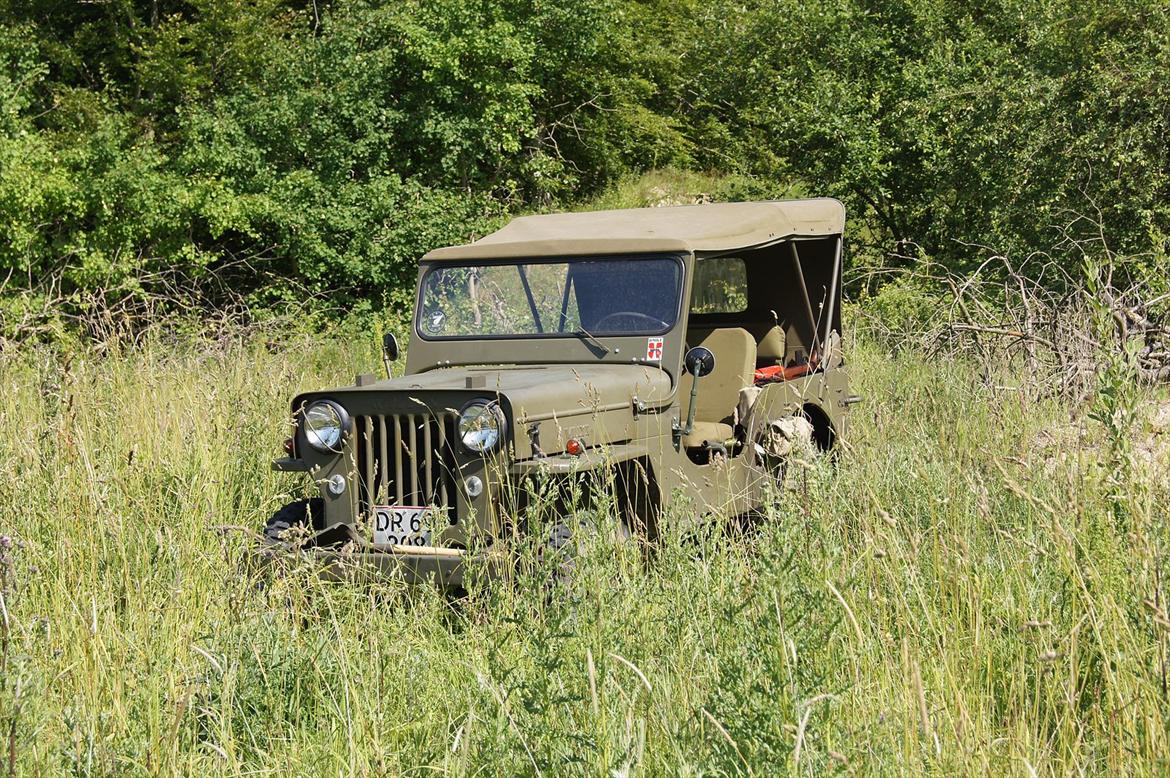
1136;399;1170;476
646;186;711;208
1030;398;1170;482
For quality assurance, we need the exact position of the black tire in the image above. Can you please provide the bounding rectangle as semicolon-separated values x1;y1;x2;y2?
539;512;632;586
263;498;325;545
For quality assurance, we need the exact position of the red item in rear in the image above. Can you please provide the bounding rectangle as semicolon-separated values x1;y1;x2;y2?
754;364;811;384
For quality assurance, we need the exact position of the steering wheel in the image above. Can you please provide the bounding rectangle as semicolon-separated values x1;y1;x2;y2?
594;311;670;331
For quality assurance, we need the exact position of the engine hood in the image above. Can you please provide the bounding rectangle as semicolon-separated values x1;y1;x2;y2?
339;364;673;422
297;364;675;458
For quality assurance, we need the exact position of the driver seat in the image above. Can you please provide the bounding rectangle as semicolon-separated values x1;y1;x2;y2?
678;328;756;449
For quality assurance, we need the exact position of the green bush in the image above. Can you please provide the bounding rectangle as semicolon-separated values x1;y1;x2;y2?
854;275;950;340
2;0;1169;325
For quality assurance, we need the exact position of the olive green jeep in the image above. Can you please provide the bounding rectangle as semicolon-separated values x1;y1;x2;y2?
265;200;857;586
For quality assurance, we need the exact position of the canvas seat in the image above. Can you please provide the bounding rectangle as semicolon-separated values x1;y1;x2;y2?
755;325;787;367
677;327;756;449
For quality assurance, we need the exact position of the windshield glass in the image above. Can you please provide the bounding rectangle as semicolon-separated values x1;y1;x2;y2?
417;256;683;339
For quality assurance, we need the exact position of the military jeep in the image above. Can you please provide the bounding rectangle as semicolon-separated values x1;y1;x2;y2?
266;200;856;586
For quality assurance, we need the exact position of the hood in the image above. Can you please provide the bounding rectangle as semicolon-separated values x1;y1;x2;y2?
339;364;673;423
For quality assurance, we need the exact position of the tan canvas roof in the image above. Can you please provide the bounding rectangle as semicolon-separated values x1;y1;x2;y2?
423;198;845;261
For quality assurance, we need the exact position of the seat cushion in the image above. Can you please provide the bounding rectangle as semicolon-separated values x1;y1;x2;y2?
681;421;733;449
756;325;787;367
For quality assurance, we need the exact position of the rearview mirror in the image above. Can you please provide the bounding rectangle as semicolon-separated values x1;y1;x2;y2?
683;346;715;377
382;331;400;362
382;331;400;378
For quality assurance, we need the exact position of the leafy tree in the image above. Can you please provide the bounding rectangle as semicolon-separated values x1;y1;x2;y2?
1;0;1168;327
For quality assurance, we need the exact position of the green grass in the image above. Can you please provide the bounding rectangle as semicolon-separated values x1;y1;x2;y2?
1;328;1167;776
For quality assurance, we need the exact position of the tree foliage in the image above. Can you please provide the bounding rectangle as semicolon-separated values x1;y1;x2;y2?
1;0;1167;325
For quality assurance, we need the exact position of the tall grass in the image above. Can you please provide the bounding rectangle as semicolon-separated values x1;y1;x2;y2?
0;328;1167;775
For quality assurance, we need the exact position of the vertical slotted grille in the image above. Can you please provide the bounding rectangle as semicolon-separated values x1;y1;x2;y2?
354;412;460;523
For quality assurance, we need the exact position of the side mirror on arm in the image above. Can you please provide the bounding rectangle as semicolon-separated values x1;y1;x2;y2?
680;346;715;437
382;331;400;378
684;346;715;378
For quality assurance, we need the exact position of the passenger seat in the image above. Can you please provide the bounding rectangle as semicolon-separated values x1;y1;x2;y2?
677;328;756;448
756;325;786;368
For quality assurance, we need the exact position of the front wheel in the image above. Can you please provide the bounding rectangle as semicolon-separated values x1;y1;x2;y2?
538;512;633;586
262;498;325;546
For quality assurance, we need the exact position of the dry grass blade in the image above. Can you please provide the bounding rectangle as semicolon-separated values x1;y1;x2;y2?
792;694;838;768
608;652;652;694
701;708;752;777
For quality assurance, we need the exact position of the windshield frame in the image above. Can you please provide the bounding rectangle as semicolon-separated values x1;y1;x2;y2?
413;253;688;342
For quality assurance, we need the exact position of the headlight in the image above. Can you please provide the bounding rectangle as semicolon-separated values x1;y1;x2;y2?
458;400;506;453
302;399;350;453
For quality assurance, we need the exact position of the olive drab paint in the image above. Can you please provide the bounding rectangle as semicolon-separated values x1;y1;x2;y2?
267;200;855;587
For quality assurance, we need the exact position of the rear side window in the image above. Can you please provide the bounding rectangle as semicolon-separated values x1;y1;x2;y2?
691;257;748;313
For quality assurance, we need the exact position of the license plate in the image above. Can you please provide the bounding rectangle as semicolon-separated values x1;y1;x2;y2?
372;506;433;547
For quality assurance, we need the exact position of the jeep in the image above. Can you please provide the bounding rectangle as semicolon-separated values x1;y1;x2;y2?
265;199;856;586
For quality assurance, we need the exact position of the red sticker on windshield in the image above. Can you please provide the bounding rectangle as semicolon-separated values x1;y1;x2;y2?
646;337;664;361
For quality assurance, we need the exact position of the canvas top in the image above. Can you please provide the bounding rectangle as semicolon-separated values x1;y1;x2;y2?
422;199;845;261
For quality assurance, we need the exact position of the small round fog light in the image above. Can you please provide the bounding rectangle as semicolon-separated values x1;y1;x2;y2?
464;475;483;498
326;474;346;496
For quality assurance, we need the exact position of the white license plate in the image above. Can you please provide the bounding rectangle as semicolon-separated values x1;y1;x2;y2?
372;506;433;547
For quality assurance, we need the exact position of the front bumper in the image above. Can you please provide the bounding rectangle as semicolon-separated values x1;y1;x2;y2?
259;538;503;588
315;545;471;587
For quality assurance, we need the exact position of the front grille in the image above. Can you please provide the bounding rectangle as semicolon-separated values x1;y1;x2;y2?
353;412;461;523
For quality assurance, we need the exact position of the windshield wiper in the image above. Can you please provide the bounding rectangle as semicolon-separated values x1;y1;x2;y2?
571;328;609;355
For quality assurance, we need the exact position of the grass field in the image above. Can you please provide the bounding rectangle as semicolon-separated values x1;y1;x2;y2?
1;327;1168;776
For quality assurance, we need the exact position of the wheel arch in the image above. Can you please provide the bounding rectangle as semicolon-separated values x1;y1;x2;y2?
800;402;836;452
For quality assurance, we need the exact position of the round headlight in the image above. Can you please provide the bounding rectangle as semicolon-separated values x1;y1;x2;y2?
458;400;506;453
302;400;350;452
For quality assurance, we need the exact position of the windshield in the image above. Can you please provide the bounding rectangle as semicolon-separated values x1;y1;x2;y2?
417;256;683;339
